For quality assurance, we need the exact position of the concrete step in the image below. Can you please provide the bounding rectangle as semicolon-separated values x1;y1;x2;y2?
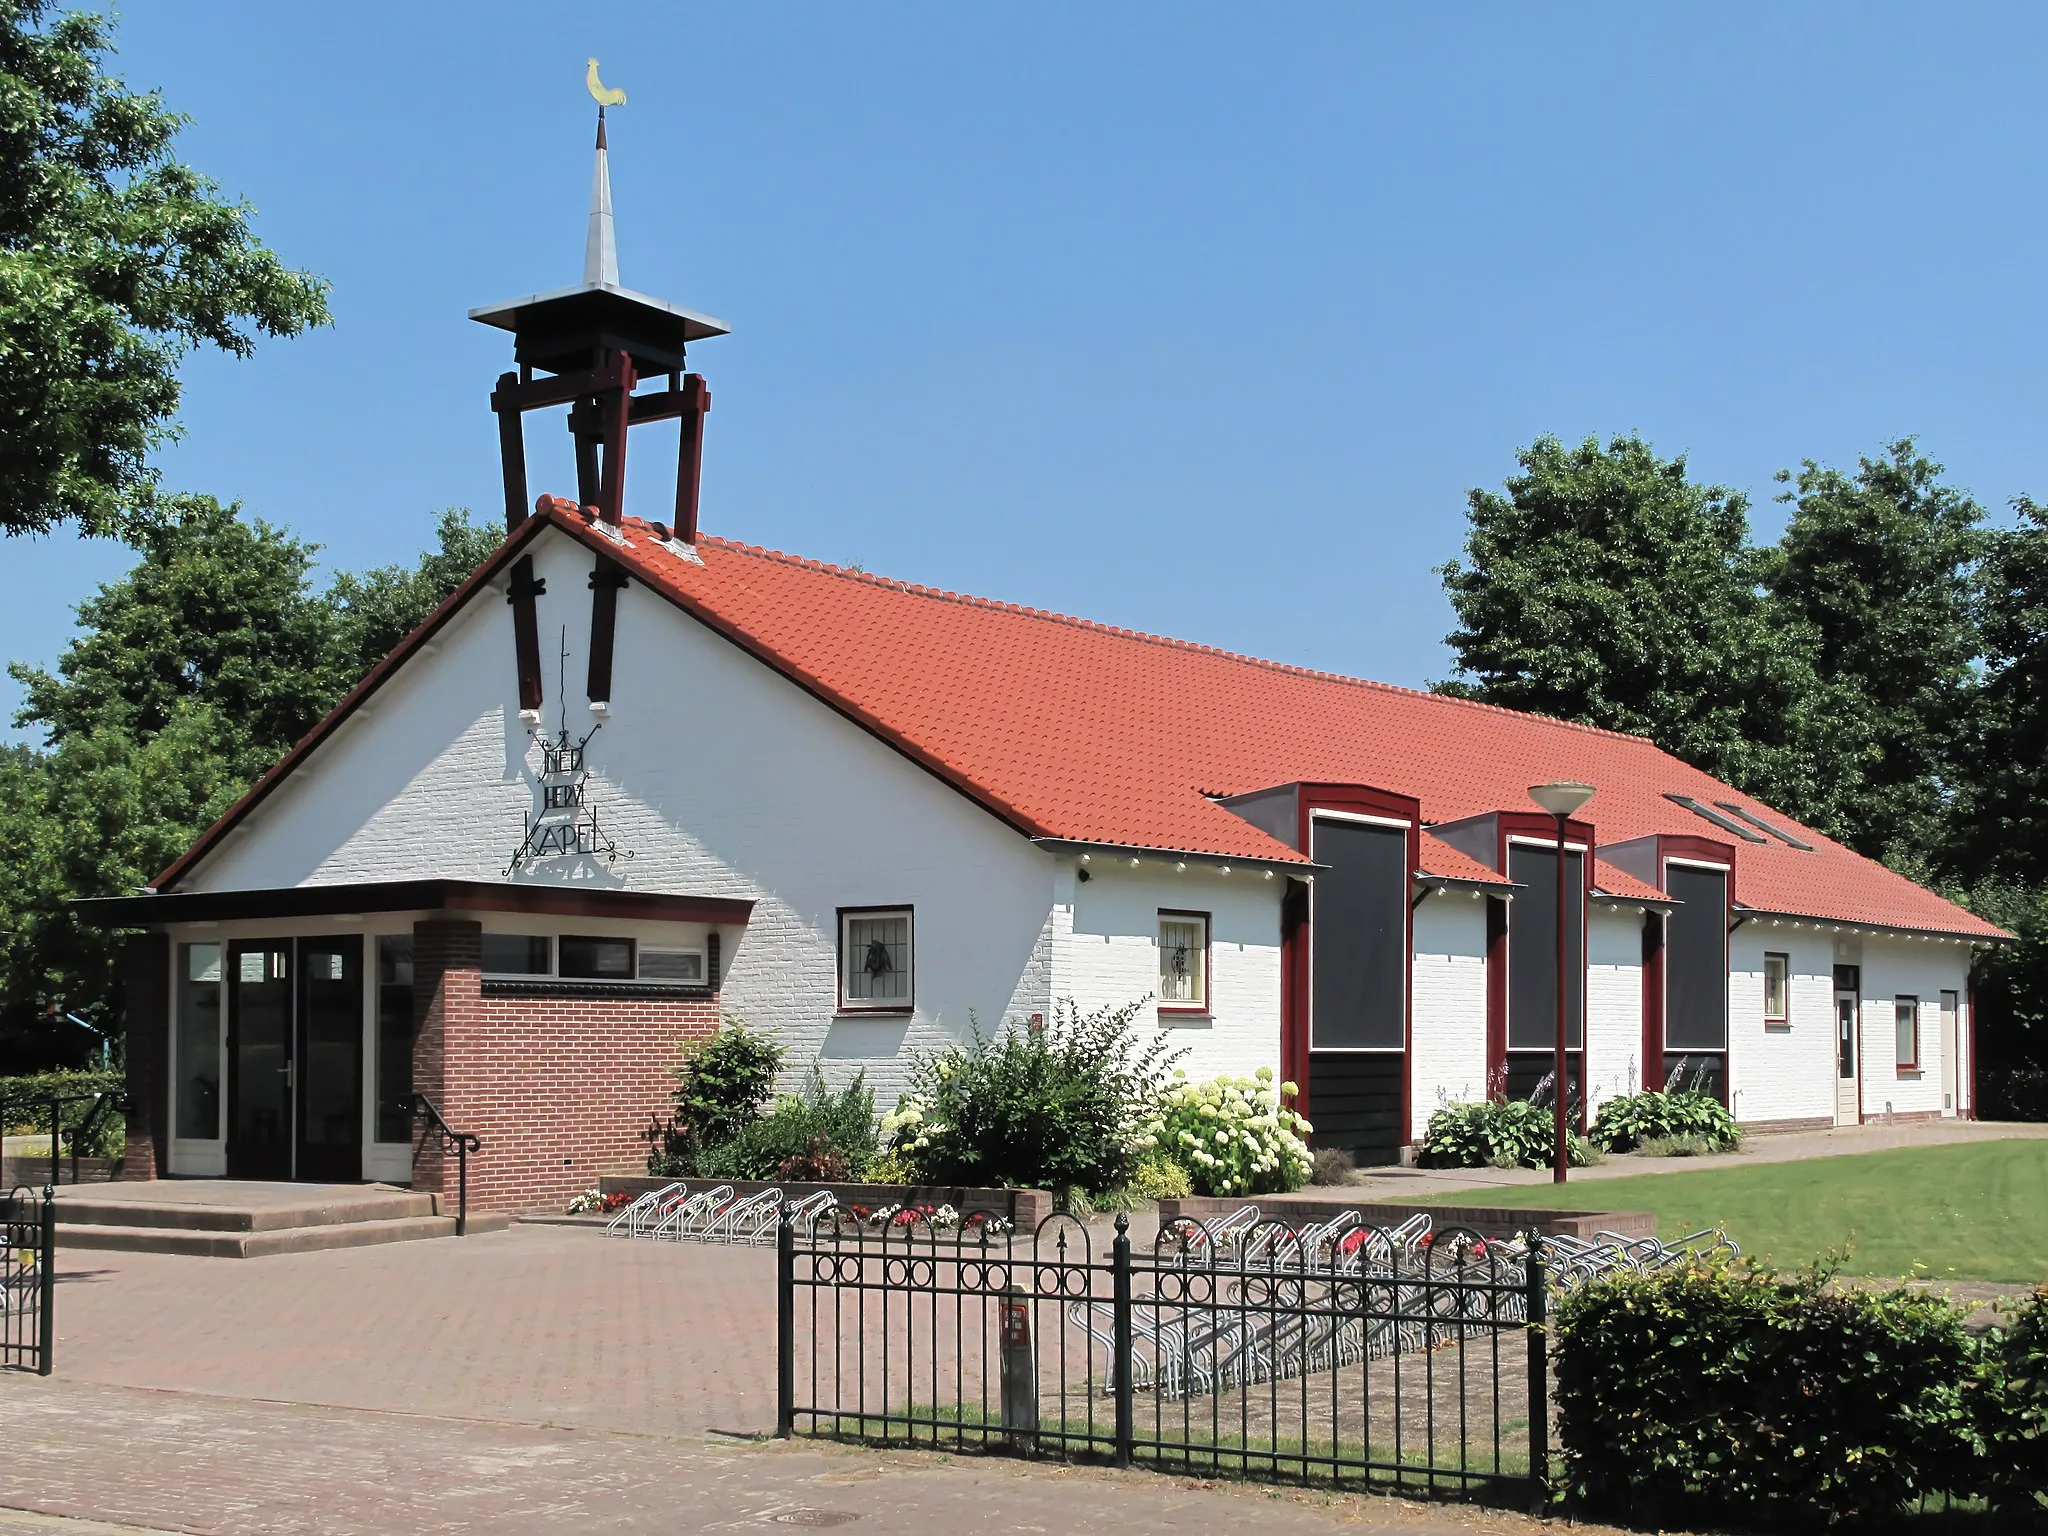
58;1211;514;1258
53;1188;436;1233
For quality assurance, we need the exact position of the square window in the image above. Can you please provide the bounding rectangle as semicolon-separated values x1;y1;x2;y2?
1159;912;1210;1012
481;934;551;976
1895;997;1919;1070
1763;953;1789;1024
639;947;706;984
841;909;912;1011
560;935;636;980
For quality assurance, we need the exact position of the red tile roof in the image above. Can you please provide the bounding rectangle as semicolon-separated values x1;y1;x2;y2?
156;502;2008;942
606;510;2002;941
1592;861;1671;905
1419;835;1513;887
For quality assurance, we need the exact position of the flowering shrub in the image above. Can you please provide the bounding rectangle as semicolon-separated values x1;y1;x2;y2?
1420;1097;1593;1169
1157;1068;1312;1196
883;999;1180;1194
1589;1089;1741;1155
838;1201;1013;1237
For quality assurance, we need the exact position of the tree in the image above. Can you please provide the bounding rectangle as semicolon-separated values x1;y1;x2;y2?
327;508;501;675
0;2;329;539
1436;434;1828;814
1951;499;2048;885
1761;442;1985;865
1946;502;2048;1116
0;503;497;1061
10;495;347;781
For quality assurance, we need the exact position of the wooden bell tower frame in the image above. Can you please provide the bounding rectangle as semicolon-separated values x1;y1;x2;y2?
471;256;728;712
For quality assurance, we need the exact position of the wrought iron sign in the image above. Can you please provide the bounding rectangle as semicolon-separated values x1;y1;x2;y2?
506;634;634;874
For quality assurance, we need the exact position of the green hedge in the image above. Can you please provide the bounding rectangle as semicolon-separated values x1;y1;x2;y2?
1553;1259;2047;1525
0;1068;126;1157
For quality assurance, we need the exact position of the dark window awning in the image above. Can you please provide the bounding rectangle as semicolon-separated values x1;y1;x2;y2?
74;880;755;929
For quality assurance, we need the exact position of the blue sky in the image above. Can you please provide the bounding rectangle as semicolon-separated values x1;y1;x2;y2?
8;2;2048;740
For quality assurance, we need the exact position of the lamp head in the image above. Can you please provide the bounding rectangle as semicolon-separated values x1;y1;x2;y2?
1528;781;1596;819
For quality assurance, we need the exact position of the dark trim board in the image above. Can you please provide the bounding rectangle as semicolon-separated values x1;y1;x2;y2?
75;880;756;929
1308;1051;1404;1166
481;978;714;1001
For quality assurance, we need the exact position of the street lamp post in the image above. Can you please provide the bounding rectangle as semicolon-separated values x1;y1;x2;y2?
1528;781;1595;1184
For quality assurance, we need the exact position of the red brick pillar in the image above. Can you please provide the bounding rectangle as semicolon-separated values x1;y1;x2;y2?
411;919;479;1203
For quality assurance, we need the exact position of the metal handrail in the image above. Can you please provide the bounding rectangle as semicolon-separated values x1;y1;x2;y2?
0;1092;128;1189
405;1093;482;1236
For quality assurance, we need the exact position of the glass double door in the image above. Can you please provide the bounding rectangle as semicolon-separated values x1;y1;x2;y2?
227;938;364;1182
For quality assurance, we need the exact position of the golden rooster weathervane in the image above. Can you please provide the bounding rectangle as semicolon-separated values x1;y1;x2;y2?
586;58;626;108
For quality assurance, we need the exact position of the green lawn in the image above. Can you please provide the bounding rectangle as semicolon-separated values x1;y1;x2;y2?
1421;1138;2048;1284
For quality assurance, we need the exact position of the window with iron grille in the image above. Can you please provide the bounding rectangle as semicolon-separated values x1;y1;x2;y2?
840;908;912;1011
1159;911;1210;1012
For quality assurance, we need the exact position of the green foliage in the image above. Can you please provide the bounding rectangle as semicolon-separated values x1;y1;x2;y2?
884;999;1181;1194
1436;433;1821;810
0;502;498;1061
1589;1089;1742;1155
864;1149;914;1185
1978;1287;2048;1515
1951;499;2048;884
650;1018;783;1174
1419;1097;1592;1170
1157;1069;1313;1196
1553;1258;1985;1525
1090;1154;1194;1212
1762;442;1986;862
1437;433;2048;1117
690;1069;878;1182
0;2;330;539
0;1066;123;1154
325;508;503;671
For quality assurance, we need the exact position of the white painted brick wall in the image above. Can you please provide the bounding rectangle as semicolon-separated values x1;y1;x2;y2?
1586;906;1644;1116
1859;934;1972;1120
1409;892;1488;1138
174;524;1982;1135
180;527;1284;1109
1727;924;1835;1125
1054;859;1282;1082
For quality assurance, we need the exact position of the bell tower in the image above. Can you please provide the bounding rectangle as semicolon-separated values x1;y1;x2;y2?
469;66;729;714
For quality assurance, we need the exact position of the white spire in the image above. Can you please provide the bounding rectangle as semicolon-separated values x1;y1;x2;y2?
584;109;619;287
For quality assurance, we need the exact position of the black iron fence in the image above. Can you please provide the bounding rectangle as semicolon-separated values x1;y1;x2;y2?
777;1208;1545;1502
2;1186;55;1376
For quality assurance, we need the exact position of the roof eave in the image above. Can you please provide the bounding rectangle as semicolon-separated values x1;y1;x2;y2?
1029;836;1312;873
1731;905;2010;945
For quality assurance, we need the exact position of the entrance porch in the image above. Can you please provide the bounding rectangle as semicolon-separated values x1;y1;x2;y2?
79;878;754;1214
50;1179;513;1257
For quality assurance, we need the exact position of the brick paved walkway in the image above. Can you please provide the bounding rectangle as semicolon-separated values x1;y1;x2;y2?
45;1223;776;1436
0;1378;1603;1535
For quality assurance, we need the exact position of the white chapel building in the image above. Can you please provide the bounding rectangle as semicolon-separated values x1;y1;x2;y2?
84;120;2007;1213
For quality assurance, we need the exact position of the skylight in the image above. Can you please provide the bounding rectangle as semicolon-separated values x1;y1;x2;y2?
1664;793;1766;843
1715;801;1815;851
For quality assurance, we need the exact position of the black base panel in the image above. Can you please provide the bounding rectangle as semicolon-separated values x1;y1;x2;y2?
1505;1051;1584;1116
1307;1052;1405;1166
1659;1051;1726;1102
